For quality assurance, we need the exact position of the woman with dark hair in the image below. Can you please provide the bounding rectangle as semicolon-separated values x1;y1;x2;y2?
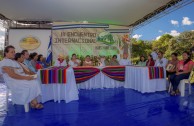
68;54;81;67
166;53;179;79
0;46;43;109
29;52;38;72
109;55;119;66
146;55;155;66
15;53;35;75
170;51;193;95
83;55;93;66
21;50;35;74
137;56;146;66
36;54;46;69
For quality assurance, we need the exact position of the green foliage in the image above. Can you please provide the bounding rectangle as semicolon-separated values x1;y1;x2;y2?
131;31;194;63
0;50;3;61
131;39;152;64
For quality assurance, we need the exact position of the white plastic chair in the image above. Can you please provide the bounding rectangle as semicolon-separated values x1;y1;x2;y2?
3;75;29;112
168;72;193;97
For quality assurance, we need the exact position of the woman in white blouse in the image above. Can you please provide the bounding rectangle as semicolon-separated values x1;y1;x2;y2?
68;54;80;67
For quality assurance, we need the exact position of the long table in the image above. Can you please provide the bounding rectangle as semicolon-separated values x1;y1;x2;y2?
38;66;166;103
38;67;79;103
77;66;166;93
77;67;124;89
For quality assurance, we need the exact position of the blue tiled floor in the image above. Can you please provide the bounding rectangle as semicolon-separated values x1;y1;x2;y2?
1;84;194;126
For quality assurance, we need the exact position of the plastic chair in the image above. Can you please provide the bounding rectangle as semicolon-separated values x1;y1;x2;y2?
3;75;29;112
168;71;193;97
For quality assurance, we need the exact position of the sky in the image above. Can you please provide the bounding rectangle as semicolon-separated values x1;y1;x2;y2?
132;2;194;40
0;2;194;47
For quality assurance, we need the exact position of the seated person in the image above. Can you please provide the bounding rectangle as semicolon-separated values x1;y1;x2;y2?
21;50;36;73
109;55;119;66
42;57;50;68
137;56;146;66
0;46;43;109
29;52;39;72
170;51;193;96
15;53;35;75
154;51;168;67
98;56;105;66
68;54;81;67
166;53;179;79
54;54;67;66
83;55;93;66
146;55;155;66
119;54;131;66
36;54;47;69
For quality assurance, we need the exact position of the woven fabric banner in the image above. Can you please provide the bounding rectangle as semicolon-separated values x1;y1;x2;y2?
148;67;164;79
101;66;125;82
73;67;100;83
40;66;68;84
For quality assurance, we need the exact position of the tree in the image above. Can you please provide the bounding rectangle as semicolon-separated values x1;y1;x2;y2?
165;31;194;60
130;30;194;63
131;38;152;64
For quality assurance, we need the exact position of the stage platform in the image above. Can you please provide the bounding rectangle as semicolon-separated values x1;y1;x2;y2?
1;84;194;126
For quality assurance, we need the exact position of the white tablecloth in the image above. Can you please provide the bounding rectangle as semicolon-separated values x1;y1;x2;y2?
38;67;79;103
124;66;166;93
77;67;124;89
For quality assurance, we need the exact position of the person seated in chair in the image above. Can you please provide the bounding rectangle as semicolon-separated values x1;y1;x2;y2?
166;53;179;80
21;50;36;74
0;45;43;109
29;52;39;72
146;55;155;66
15;53;35;75
68;54;81;67
109;55;119;66
170;51;193;96
36;54;47;69
83;55;93;66
54;54;67;67
137;56;146;66
119;54;131;66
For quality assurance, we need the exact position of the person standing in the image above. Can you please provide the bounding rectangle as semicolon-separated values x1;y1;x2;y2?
151;48;158;61
154;51;168;67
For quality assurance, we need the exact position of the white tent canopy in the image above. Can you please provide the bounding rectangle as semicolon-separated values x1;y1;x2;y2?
0;0;180;26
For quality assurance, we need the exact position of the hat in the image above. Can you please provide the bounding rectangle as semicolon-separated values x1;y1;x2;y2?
58;54;65;59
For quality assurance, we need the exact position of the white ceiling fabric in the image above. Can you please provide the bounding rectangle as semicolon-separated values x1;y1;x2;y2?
0;0;171;26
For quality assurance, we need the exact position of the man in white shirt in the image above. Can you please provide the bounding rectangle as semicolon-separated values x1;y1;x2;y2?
151;48;158;61
154;51;168;67
119;54;131;66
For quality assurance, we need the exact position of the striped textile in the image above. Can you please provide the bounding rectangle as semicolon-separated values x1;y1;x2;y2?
73;67;100;83
101;66;125;82
148;67;164;79
40;66;68;84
